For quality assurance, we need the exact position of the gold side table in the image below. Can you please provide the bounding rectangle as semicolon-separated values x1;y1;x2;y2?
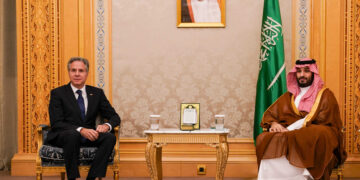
144;128;230;180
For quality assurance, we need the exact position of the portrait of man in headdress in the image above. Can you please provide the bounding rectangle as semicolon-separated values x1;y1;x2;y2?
181;0;222;23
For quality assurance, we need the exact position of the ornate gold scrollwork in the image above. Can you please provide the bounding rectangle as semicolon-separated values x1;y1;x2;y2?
354;1;360;154
345;0;360;154
18;0;60;153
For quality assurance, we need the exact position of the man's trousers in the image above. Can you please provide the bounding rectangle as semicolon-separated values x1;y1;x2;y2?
49;129;116;179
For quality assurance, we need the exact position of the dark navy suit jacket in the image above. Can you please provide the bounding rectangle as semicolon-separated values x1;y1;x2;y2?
46;83;120;144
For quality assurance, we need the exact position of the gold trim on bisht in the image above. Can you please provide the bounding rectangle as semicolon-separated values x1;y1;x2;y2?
302;87;327;127
291;95;301;116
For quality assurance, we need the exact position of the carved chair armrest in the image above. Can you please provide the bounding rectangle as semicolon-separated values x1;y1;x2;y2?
37;125;49;149
36;124;50;167
114;126;119;152
114;126;119;137
113;126;120;170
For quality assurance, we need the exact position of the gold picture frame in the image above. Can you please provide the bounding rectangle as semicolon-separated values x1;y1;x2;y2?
180;103;200;131
177;0;226;28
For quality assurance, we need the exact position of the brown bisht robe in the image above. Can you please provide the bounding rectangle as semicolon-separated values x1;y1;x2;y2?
256;88;347;180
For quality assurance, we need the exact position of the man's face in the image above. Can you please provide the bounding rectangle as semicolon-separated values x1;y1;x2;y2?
296;66;313;87
68;61;88;89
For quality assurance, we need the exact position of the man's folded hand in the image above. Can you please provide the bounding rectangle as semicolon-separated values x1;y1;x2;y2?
270;122;288;132
96;124;110;133
80;128;99;141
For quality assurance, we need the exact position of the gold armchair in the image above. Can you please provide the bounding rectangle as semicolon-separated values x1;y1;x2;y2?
35;124;120;180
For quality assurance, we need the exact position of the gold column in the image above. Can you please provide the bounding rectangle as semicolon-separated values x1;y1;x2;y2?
16;0;60;154
12;0;60;174
345;0;360;157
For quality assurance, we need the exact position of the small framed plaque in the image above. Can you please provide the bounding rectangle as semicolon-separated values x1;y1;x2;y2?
180;103;200;130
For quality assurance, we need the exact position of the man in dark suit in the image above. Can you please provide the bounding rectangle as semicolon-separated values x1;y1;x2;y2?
46;57;121;180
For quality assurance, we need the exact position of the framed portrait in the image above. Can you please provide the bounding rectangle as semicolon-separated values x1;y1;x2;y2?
180;103;200;130
177;0;226;28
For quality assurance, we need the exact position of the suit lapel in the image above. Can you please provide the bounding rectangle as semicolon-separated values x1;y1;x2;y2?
65;83;84;121
85;85;95;120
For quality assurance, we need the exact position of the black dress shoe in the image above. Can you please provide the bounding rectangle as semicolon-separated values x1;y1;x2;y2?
86;177;95;180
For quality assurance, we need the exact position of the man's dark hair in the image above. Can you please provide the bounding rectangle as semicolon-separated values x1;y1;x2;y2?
67;57;89;72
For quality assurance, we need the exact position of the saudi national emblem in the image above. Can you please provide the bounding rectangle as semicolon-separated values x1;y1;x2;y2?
259;16;282;69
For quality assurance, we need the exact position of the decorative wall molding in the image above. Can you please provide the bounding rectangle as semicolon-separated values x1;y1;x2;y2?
345;0;360;155
298;0;310;58
294;0;310;59
94;0;111;97
355;0;360;154
16;0;60;154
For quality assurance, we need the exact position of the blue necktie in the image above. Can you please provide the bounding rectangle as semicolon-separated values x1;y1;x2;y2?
76;90;85;120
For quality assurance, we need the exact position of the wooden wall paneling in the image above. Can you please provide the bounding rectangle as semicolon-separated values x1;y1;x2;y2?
311;0;344;100
15;0;61;154
345;0;353;155
345;0;360;158
325;0;343;103
83;0;96;85
310;0;320;62
82;0;95;86
344;0;360;177
13;0;61;175
310;0;344;116
339;0;346;127
310;0;327;82
353;0;360;157
60;0;78;84
61;0;95;86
